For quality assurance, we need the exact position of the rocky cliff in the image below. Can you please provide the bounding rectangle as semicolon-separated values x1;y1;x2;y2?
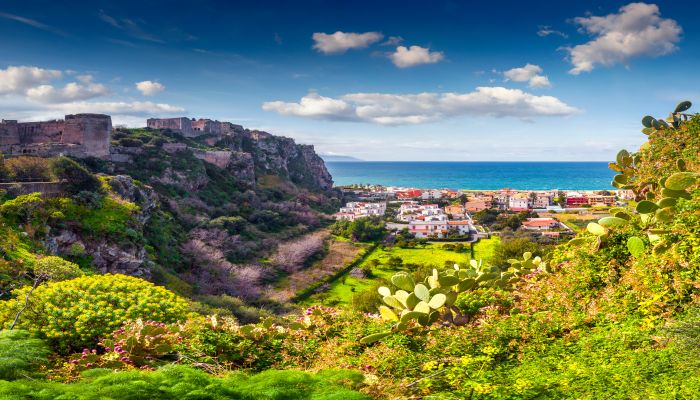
77;124;341;306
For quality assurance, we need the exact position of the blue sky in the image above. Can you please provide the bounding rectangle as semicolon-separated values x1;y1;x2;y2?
1;0;698;160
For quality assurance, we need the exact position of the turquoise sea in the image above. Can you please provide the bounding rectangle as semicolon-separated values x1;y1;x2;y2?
325;162;614;190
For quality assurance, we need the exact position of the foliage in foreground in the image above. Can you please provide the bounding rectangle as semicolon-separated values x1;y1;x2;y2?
0;365;369;400
0;330;50;380
0;274;189;352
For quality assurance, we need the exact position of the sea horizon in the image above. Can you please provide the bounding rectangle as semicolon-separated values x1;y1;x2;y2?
326;161;615;190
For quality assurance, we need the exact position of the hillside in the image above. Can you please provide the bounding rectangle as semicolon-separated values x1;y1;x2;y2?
0;103;699;399
1;122;340;318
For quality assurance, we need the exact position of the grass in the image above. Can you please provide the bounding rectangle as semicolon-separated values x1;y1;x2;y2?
556;212;598;233
304;237;500;307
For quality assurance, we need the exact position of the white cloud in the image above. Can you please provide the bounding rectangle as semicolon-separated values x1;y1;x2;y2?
566;2;682;74
263;87;578;125
262;92;356;121
503;64;551;88
389;45;444;68
0;66;62;95
0;65;184;126
381;36;404;46
26;82;109;103
46;101;185;115
312;31;383;54
135;80;165;96
537;25;568;38
528;75;551;88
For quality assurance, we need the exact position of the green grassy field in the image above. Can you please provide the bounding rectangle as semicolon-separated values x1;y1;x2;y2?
303;237;500;307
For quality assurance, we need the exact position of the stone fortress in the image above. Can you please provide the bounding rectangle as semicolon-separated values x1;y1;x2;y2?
147;117;244;138
1;114;333;191
0;114;112;159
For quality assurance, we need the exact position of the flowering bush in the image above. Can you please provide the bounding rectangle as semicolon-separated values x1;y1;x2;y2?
64;319;183;377
0;274;189;352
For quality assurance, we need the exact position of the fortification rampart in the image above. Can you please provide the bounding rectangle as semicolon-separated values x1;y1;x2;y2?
147;117;243;138
0;114;111;159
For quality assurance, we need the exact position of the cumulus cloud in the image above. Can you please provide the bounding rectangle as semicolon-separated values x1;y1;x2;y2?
135;80;165;96
0;66;62;95
47;101;185;115
262;87;577;125
389;45;444;68
0;65;185;126
503;64;551;88
26;82;109;103
566;2;682;74
312;31;383;54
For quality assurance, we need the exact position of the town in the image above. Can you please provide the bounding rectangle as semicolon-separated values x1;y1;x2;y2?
334;185;631;240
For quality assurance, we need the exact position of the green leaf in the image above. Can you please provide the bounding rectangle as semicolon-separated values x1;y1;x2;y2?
437;275;460;287
661;188;691;200
657;197;677;209
414;301;431;314
428;293;447;309
391;273;415;291
674;100;692;113
377;286;391;297
379;306;398;321
627;236;645;257
414;284;430;302
598;216;628;227
406;293;420;310
677;159;687;172
382;295;404;309
641;127;655;135
641;115;655;128
616;149;630;166
613;211;631;220
636;200;659;214
457;278;476;292
665;172;697;190
394;290;409;306
360;331;392;344
655;207;675;222
586;222;607;236
613;174;628;184
608;162;623;172
400;311;424;323
428;311;440;324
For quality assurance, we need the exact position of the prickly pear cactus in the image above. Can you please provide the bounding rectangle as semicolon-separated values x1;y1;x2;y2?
361;257;547;344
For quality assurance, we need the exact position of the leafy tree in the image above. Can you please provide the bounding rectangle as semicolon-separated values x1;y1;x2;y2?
331;217;386;242
490;237;544;268
50;157;100;194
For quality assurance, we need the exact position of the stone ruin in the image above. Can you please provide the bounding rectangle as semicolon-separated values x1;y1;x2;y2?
146;117;243;138
0;114;111;159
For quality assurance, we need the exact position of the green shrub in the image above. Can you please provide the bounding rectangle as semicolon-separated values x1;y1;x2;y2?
0;274;189;352
50;157;100;194
0;330;50;380
0;365;369;399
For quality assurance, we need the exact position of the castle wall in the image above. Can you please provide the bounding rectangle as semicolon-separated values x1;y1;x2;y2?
147;117;195;137
65;114;111;158
0;114;111;159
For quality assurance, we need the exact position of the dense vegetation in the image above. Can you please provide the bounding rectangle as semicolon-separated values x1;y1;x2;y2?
0;103;699;398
